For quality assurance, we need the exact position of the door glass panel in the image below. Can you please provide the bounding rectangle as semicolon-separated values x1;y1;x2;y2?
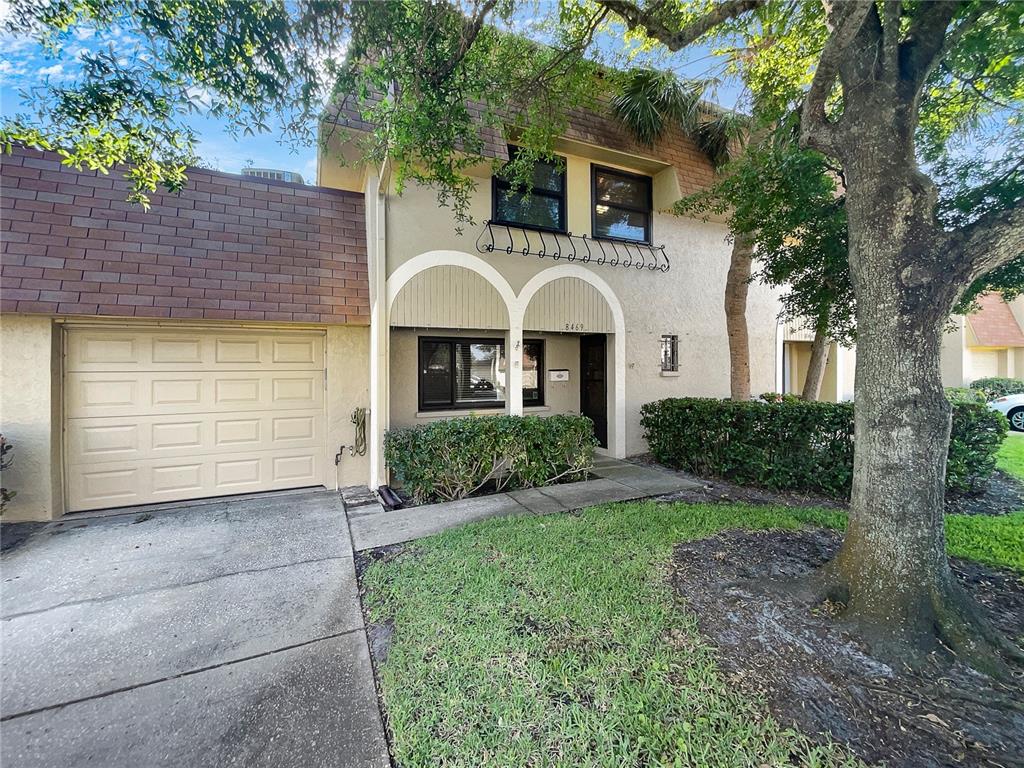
523;341;542;404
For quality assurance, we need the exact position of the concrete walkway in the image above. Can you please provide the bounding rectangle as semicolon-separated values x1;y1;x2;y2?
347;456;698;551
1;490;389;768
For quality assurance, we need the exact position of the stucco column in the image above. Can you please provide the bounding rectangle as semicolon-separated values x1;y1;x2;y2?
507;320;524;416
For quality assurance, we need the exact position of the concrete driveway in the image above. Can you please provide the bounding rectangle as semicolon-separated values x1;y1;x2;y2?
0;490;389;768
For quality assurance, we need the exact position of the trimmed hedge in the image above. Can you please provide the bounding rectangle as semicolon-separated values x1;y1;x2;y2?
640;396;1007;499
384;414;596;503
970;376;1024;399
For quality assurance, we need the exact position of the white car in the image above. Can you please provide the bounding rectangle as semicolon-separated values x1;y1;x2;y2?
989;393;1024;432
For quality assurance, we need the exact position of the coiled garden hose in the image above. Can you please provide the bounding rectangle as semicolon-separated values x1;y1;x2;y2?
350;407;367;456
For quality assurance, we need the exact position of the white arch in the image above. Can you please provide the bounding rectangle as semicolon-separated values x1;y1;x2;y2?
515;264;625;332
514;265;627;458
382;254;628;459
387;250;517;315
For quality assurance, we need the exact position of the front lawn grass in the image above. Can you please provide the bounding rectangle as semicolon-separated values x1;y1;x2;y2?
996;434;1024;482
361;503;1023;768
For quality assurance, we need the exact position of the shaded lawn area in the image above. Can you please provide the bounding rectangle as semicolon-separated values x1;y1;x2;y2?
360;503;1023;768
996;434;1024;482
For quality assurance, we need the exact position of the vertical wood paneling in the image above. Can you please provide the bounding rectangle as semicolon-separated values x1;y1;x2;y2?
390;266;509;329
524;277;614;333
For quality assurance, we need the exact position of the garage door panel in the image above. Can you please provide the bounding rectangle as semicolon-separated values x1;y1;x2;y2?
68;329;324;371
67;410;322;464
65;328;327;511
68;449;324;510
66;371;324;418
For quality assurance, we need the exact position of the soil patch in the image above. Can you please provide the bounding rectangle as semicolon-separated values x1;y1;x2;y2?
628;454;1024;516
670;528;1024;768
946;470;1024;516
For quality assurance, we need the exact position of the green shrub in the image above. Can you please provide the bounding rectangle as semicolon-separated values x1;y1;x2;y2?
384;414;596;503
947;402;1008;493
640;397;1007;499
970;376;1024;399
640;398;854;497
945;387;987;404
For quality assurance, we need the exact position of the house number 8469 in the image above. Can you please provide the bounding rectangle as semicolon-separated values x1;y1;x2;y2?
564;323;585;331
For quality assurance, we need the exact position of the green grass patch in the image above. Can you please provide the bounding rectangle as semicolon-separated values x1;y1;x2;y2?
946;511;1024;572
362;503;1022;768
996;435;1024;482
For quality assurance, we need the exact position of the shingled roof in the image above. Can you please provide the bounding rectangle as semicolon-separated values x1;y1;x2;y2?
323;89;719;200
967;293;1024;347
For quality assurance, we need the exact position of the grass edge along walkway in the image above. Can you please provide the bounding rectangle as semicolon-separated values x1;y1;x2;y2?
362;502;1023;768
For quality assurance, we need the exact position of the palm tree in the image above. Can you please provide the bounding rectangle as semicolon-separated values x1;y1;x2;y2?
611;68;755;400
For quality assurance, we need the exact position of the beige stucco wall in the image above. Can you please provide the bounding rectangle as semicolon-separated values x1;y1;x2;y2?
940;318;969;387
389;328;580;428
367;154;781;455
0;314;61;521
326;324;372;488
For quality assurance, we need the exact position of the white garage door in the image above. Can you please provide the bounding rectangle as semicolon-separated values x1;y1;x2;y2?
970;349;1001;381
64;327;326;511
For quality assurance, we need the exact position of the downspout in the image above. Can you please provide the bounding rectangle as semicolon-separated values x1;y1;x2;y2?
367;158;391;489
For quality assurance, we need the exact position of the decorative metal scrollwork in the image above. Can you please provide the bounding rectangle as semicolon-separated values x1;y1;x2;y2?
475;220;670;273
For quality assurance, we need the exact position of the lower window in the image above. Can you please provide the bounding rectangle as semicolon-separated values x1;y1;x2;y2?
418;337;544;410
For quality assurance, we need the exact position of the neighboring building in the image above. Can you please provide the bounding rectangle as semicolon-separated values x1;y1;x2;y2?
777;322;855;402
941;293;1024;387
0;99;784;521
241;167;305;184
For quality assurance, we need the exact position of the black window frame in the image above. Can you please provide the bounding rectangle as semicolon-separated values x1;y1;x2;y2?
491;146;567;235
591;164;654;245
417;336;545;411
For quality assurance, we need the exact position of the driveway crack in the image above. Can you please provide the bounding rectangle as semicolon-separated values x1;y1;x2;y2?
1;555;351;621
0;629;364;723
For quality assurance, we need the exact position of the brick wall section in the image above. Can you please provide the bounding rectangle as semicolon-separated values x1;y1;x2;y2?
1;146;369;324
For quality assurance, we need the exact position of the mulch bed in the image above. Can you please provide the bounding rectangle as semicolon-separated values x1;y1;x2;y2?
670;529;1024;768
628;454;1024;516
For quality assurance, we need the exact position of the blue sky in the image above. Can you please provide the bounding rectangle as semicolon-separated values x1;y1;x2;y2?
0;1;743;186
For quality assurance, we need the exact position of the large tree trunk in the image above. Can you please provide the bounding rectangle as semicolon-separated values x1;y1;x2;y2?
800;329;829;401
821;145;1017;670
725;234;753;400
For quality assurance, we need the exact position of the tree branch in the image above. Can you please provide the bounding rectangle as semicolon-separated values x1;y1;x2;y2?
899;1;975;90
881;0;902;76
951;201;1024;283
597;0;764;52
799;1;872;156
428;0;499;86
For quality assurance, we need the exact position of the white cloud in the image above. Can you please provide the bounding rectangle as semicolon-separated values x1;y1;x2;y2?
0;59;27;81
37;63;65;78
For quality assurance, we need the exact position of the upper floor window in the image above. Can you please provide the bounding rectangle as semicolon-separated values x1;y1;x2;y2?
592;166;652;244
492;147;567;233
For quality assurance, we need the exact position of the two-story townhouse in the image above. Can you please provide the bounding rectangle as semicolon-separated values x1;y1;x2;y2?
318;100;783;488
0;100;785;521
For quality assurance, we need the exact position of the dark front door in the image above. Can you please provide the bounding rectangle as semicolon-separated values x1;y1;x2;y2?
580;334;608;448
